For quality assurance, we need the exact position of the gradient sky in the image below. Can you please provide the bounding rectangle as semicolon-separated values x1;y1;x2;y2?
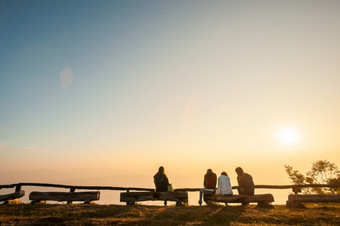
1;0;340;204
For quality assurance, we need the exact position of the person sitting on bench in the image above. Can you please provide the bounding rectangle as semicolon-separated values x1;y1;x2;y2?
198;168;217;205
154;166;170;192
235;167;254;195
216;172;233;196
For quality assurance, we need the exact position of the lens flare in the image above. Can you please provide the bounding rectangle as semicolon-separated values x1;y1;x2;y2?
60;67;74;90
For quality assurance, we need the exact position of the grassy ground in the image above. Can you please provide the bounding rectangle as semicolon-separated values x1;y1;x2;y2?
0;203;339;225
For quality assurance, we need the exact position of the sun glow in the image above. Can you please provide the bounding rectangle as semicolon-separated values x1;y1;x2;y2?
278;127;299;145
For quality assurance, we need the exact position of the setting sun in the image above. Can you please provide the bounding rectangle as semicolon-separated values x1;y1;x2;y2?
278;128;300;145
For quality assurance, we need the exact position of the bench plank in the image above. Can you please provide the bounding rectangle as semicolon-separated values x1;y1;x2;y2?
29;191;100;202
287;194;340;208
0;190;25;202
120;191;188;206
205;194;274;207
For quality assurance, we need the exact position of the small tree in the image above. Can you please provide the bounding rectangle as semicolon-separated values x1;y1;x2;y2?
328;176;340;194
285;160;340;194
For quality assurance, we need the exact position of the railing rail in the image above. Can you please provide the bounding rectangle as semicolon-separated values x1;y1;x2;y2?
174;184;340;192
1;182;339;193
0;183;154;192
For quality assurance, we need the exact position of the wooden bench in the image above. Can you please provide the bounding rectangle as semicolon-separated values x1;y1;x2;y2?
287;194;340;208
0;190;25;204
120;191;188;206
204;194;274;207
29;191;100;204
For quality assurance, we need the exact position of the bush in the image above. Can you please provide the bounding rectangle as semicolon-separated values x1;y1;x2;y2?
285;160;340;194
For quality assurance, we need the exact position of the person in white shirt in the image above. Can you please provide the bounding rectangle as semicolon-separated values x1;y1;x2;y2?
216;172;233;196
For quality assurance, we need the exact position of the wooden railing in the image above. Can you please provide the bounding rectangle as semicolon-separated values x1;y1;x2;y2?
0;183;154;193
175;184;340;194
1;182;339;194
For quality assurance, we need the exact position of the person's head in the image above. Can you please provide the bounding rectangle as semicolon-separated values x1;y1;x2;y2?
207;169;213;174
235;167;244;176
158;166;165;174
221;172;228;176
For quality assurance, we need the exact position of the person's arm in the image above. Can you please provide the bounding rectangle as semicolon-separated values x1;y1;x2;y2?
154;175;157;185
164;175;169;185
237;176;242;194
216;177;221;194
250;175;255;187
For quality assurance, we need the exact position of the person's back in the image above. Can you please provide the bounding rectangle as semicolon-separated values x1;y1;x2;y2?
235;167;254;195
154;166;169;192
198;169;217;205
217;172;233;196
204;170;217;190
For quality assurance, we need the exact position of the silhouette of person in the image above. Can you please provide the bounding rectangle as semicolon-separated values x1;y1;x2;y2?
154;166;170;192
198;168;217;205
216;172;233;196
235;167;254;195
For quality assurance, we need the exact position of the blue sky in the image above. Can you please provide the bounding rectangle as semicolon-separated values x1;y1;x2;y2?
1;1;340;203
1;1;170;147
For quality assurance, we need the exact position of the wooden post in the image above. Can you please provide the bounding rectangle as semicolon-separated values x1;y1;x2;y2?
15;184;22;192
292;187;301;194
68;187;76;204
11;185;23;204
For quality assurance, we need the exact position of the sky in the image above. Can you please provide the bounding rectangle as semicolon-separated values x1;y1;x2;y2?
1;0;340;204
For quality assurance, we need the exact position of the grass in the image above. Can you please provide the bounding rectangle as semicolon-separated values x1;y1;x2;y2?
0;203;339;225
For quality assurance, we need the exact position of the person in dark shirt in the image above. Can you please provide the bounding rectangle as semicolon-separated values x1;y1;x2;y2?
154;166;170;192
235;167;254;195
198;169;217;205
204;169;217;190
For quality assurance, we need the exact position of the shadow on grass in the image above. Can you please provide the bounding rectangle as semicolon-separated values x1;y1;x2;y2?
150;205;246;225
1;204;340;225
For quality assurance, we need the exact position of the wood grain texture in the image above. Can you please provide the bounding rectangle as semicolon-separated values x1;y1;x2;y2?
0;190;25;202
204;193;274;204
288;194;340;202
120;191;188;204
29;191;100;202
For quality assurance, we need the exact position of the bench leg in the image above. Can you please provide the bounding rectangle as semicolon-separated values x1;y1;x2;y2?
257;201;273;208
286;201;305;208
205;201;213;206
241;201;249;206
84;201;94;204
164;200;167;206
31;200;46;204
176;201;183;206
127;201;135;205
